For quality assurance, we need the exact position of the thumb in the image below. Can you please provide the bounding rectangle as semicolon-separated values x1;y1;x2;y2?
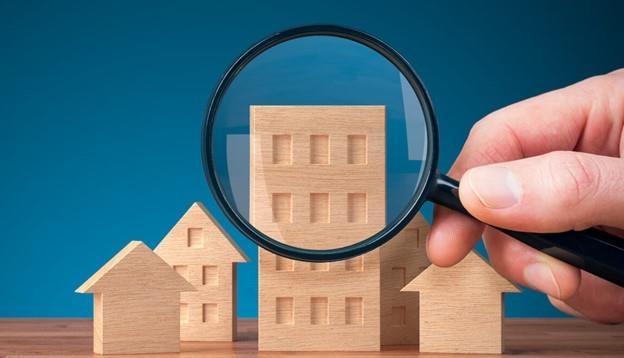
458;151;624;232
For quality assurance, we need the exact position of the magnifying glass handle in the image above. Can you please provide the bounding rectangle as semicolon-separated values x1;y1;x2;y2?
428;171;624;288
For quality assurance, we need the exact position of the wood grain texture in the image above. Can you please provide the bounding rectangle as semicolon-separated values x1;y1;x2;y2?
75;241;195;354
251;106;385;351
155;202;250;342
2;318;624;357
380;213;430;346
402;251;520;354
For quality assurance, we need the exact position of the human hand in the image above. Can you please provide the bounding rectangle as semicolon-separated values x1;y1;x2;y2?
427;69;624;323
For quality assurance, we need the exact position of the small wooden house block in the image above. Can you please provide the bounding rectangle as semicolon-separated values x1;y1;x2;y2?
401;250;520;354
76;241;195;355
380;213;430;346
155;202;250;342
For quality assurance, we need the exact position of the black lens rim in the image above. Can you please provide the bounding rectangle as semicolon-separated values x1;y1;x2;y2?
202;25;439;261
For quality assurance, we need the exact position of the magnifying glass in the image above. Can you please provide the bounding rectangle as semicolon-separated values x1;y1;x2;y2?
202;25;624;287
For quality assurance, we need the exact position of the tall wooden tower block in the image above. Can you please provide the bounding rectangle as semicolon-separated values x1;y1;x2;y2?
402;250;520;354
250;105;429;351
155;202;250;342
76;241;195;355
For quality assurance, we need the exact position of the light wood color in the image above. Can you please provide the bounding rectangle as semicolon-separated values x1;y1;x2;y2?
155;202;250;342
380;213;430;345
3;318;624;357
402;250;520;354
75;241;195;355
251;106;386;351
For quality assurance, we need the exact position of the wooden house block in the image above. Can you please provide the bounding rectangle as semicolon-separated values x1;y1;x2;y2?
380;213;430;346
76;241;195;355
250;105;429;351
155;202;249;342
402;250;520;354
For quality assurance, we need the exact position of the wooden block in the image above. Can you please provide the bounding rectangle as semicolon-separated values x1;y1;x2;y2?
251;106;387;351
401;250;520;354
75;241;195;355
154;202;250;342
380;212;430;346
251;105;430;351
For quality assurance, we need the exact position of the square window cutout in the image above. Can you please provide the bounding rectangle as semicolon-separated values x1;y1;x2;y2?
188;228;203;248
272;135;292;164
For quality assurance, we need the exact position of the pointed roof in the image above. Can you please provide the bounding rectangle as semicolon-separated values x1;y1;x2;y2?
155;202;250;263
76;241;196;294
402;251;519;293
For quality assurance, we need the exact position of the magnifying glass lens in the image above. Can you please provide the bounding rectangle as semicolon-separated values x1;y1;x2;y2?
212;35;429;251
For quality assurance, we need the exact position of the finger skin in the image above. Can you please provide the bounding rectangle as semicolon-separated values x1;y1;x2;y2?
428;69;624;267
483;227;581;300
561;271;624;324
548;296;585;319
485;228;624;323
458;151;624;232
427;205;483;267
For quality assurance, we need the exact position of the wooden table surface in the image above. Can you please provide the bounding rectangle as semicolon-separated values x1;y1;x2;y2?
1;318;623;357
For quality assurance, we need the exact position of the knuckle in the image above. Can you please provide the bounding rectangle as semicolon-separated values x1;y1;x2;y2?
602;71;624;94
606;68;624;82
545;151;601;213
469;112;506;139
468;117;491;138
467;115;523;165
587;71;624;97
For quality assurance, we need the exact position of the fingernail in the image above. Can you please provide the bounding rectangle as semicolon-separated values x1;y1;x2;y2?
524;262;562;298
467;166;521;209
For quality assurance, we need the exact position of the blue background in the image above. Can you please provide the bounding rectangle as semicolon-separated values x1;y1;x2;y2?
1;0;623;318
